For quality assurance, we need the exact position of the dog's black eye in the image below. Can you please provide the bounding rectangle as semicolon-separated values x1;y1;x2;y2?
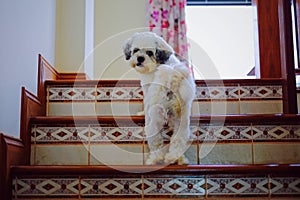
146;50;154;57
133;48;140;54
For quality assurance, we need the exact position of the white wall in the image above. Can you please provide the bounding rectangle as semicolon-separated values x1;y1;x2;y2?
55;0;85;73
54;0;146;79
0;0;56;137
93;0;147;80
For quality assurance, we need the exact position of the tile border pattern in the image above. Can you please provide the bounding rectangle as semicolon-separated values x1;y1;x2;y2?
31;124;300;144
47;84;283;102
12;174;300;198
30;123;300;165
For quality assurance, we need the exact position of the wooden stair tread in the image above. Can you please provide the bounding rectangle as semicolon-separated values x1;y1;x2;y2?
45;79;283;86
30;114;300;124
11;164;300;176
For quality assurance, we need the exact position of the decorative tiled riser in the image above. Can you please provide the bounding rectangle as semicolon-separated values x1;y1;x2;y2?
12;175;300;198
47;85;283;116
30;124;300;165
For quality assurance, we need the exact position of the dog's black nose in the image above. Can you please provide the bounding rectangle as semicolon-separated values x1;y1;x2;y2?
137;56;145;63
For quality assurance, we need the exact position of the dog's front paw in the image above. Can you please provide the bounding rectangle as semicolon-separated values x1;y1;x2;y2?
136;111;145;116
164;153;189;165
164;152;178;164
177;156;189;165
145;153;164;165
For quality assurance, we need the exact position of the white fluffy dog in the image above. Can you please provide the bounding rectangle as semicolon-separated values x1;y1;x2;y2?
123;32;195;165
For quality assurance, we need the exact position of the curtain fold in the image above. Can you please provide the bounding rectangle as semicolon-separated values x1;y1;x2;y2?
147;0;189;61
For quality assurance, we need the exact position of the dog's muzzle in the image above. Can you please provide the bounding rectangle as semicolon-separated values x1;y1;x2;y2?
136;56;145;66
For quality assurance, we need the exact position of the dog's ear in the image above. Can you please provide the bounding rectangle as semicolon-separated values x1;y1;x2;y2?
154;34;174;54
155;49;172;64
123;38;132;60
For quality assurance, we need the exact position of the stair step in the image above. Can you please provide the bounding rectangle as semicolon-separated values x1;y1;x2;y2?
29;114;300;166
46;79;284;116
11;164;300;199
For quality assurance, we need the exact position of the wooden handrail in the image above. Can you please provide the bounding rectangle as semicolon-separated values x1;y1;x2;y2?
11;164;300;176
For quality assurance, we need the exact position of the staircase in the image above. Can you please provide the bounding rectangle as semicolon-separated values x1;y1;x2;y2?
2;55;300;199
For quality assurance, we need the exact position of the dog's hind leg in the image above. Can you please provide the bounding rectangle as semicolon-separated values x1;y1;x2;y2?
144;104;166;165
164;109;191;165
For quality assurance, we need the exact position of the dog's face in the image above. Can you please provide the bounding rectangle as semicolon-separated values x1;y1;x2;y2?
123;32;174;74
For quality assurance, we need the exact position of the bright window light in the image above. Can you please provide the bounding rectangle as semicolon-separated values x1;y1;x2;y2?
186;6;256;79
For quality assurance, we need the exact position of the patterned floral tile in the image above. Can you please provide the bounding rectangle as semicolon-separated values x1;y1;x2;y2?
80;178;142;197
143;176;205;197
206;175;269;197
239;85;282;99
252;125;300;141
32;126;90;143
196;125;253;142
96;87;143;101
13;177;80;197
270;177;300;197
47;84;282;102
32;125;144;144
89;126;144;142
195;86;240;100
12;175;300;198
48;87;97;101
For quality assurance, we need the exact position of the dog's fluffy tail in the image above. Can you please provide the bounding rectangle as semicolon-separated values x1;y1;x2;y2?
171;64;193;92
154;63;195;101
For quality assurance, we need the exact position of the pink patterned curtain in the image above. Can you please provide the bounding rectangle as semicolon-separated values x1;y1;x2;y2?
147;0;189;61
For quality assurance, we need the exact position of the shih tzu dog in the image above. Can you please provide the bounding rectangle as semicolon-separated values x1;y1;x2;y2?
123;32;195;165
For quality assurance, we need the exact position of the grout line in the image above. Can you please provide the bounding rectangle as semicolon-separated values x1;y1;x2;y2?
78;176;82;199
251;123;255;165
46;86;49;116
88;125;91;166
268;174;271;199
94;85;97;114
141;175;145;200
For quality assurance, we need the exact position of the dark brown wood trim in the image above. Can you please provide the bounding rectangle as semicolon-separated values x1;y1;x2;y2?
45;78;283;87
278;0;298;113
29;114;300;126
58;72;88;80
0;133;25;200
37;54;88;114
294;0;300;69
37;54;59;114
253;0;282;78
20;87;43;164
11;164;300;176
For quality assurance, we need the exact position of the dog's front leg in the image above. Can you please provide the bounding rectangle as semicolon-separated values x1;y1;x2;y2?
144;104;166;165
